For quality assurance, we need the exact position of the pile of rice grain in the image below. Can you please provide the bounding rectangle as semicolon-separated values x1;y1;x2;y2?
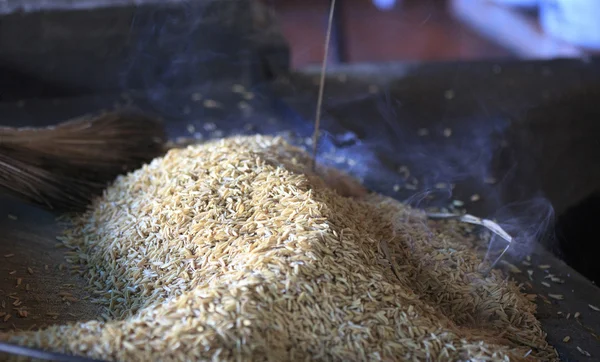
3;135;556;361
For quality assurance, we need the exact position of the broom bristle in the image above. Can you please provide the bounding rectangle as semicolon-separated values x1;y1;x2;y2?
0;110;167;212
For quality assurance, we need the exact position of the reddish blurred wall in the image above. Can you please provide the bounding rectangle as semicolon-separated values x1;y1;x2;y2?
266;0;512;68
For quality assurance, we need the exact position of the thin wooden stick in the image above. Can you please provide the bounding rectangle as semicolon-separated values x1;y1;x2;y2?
311;0;336;171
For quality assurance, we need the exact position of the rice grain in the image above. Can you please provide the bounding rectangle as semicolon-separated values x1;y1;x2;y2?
1;136;556;362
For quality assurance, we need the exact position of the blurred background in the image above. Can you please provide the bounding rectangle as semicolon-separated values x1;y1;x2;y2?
266;0;600;68
1;1;600;359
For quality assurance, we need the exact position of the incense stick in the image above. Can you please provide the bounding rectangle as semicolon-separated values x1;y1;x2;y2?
311;0;336;171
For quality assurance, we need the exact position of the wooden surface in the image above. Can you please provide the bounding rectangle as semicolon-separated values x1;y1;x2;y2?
0;196;102;332
0;60;599;360
272;61;600;360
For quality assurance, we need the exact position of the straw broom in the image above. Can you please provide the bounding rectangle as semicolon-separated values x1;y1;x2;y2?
0;109;167;213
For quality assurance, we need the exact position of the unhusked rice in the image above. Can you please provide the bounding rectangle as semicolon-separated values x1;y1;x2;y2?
2;135;556;361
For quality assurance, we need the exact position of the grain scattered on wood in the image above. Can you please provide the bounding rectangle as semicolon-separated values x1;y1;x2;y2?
548;294;564;301
589;304;600;312
484;177;497;184
202;99;221;109
527;269;534;281
500;261;522;274
452;200;464;207
0;135;558;361
231;84;245;93
563;336;570;343
546;275;564;284
203;122;217;131
577;346;591;357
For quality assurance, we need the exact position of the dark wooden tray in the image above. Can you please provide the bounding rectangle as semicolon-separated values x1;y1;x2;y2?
1;58;599;361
